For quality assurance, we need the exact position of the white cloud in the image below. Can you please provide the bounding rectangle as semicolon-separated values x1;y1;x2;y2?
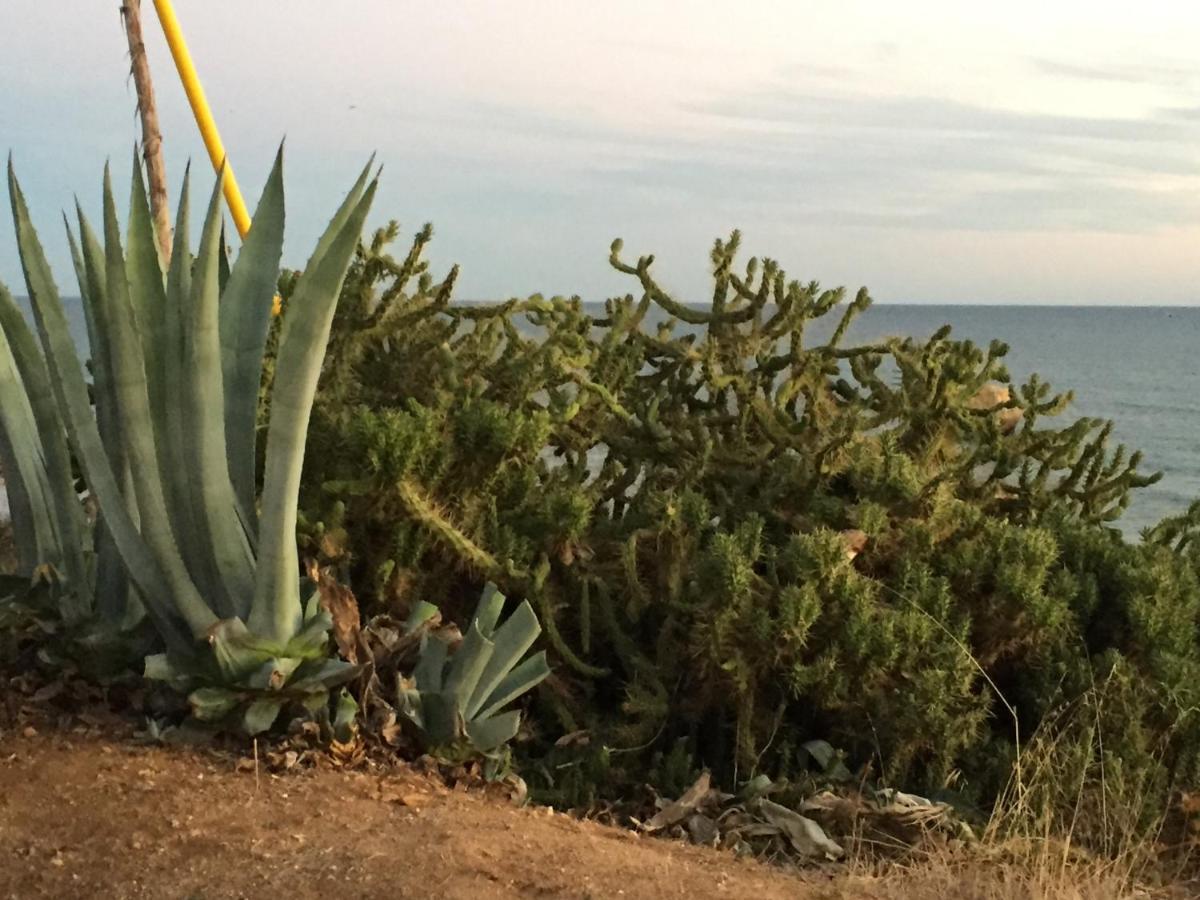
2;1;1200;303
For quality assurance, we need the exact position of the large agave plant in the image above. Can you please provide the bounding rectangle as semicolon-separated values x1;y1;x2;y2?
1;149;377;731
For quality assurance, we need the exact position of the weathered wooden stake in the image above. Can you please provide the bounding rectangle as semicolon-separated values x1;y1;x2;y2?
121;0;172;263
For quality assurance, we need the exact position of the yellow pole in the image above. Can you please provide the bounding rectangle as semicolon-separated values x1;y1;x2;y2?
151;0;252;238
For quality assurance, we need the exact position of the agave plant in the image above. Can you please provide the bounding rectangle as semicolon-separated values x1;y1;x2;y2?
1;148;377;732
0;285;91;622
398;584;550;753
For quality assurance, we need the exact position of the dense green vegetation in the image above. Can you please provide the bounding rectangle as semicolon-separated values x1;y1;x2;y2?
0;156;546;751
298;222;1198;826
3;166;1200;854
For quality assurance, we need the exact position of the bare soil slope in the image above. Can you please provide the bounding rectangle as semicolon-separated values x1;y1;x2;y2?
0;724;1165;899
0;725;836;899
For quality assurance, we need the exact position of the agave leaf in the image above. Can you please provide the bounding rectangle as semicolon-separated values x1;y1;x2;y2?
143;652;177;682
421;691;462;746
220;147;285;525
465;710;521;753
66;221;138;626
405;600;440;631
0;285;91;619
444;622;495;715
245;656;303;691
249;172;377;644
287;657;359;692
333;688;358;742
298;157;375;290
98;164;219;638
0;320;56;573
66;218;123;464
471;583;506;638
125;156;171;483
208;617;269;681
157;167;215;593
465;600;541;719
299;690;329;714
190;686;240;721
9;167;194;648
474;651;550;722
183;169;255;620
283;606;334;658
243;696;285;735
396;674;424;728
217;221;231;294
413;635;448;694
0;408;38;570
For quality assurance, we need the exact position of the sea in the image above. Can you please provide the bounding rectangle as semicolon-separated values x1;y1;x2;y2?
3;301;1198;537
827;305;1200;536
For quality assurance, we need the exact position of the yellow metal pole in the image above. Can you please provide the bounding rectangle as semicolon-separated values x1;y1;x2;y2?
151;0;252;238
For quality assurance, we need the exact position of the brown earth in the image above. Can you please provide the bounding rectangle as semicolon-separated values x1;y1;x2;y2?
0;721;1180;900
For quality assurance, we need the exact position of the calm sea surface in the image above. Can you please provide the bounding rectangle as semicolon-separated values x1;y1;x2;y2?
838;305;1200;536
4;302;1198;536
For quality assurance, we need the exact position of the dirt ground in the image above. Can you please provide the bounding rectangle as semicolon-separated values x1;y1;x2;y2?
0;721;1179;900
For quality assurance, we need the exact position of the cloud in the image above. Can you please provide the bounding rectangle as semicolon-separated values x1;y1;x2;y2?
692;90;1184;143
1031;57;1200;89
599;84;1200;234
346;74;1200;240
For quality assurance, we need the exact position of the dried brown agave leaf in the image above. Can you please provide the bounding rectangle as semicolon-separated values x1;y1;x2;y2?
756;799;844;860
644;771;713;832
308;559;362;663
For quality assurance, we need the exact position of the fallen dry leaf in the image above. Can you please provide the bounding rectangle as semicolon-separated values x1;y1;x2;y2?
308;559;362;664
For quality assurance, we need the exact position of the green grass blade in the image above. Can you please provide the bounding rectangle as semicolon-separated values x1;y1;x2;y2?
249;173;377;644
220;147;285;525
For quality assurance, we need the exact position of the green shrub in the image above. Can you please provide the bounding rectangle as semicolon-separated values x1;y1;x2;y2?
296;223;1199;827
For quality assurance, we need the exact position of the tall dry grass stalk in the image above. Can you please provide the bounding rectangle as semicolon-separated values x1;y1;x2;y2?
829;638;1196;898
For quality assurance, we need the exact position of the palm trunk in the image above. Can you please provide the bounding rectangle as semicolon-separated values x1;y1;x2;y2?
121;0;172;263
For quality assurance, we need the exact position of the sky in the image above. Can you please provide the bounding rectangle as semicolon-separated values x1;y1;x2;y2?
3;1;1200;304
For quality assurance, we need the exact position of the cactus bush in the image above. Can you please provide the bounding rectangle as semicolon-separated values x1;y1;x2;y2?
1;150;376;731
295;224;1200;821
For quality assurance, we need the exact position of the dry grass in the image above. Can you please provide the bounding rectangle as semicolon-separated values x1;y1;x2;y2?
826;673;1200;900
786;639;1200;900
829;853;1157;899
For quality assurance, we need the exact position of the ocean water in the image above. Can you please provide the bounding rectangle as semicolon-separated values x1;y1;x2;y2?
837;305;1200;536
2;301;1197;536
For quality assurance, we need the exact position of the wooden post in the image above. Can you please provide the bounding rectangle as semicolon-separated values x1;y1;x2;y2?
121;0;172;263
